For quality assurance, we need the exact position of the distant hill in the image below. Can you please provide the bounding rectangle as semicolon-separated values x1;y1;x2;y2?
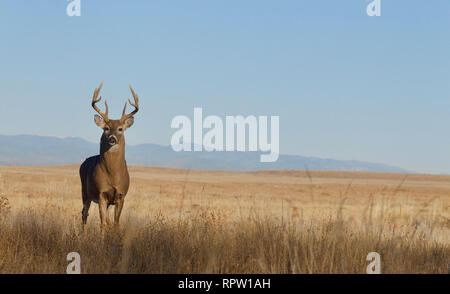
0;134;410;173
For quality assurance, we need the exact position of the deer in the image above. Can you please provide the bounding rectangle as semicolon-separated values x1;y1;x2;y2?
79;82;139;234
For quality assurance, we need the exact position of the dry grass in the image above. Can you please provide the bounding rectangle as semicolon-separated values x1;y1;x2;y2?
0;165;448;273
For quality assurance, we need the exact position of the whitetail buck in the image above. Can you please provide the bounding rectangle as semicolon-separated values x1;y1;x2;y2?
79;82;139;234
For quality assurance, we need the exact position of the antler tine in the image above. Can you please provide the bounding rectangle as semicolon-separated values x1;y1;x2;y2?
122;101;128;117
129;85;139;107
91;81;109;122
121;85;139;122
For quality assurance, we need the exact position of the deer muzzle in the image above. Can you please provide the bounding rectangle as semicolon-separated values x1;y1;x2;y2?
107;135;118;146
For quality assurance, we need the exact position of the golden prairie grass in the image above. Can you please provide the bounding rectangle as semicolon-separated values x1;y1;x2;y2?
0;165;448;273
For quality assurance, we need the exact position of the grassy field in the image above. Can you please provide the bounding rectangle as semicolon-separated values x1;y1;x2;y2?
0;165;448;273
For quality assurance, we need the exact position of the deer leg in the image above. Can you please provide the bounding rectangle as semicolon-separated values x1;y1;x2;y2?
82;200;91;233
98;195;108;235
114;196;125;233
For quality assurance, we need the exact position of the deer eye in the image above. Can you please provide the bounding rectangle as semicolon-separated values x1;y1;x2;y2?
104;127;110;132
118;128;123;132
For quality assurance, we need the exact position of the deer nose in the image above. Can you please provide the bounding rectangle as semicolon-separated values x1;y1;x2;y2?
108;135;118;145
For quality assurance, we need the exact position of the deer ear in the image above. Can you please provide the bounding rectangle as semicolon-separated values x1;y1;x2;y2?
94;115;106;128
124;116;134;129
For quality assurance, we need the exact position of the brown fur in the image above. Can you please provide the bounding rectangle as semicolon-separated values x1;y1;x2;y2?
79;82;139;234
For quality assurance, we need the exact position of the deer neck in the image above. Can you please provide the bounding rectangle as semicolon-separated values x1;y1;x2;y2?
100;139;126;173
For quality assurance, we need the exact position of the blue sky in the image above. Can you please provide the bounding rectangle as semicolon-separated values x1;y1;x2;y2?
0;1;449;173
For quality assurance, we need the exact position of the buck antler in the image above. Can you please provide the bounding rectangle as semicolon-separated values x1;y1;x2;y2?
92;81;109;122
121;85;139;122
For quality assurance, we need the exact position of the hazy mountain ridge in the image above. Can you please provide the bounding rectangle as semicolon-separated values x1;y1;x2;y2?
0;135;410;173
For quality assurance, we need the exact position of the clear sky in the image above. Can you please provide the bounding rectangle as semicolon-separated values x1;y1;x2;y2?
0;1;449;174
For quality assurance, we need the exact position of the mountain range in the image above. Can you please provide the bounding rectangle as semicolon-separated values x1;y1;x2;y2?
0;134;409;173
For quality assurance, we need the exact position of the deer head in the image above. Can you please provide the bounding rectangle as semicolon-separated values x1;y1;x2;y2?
91;82;139;149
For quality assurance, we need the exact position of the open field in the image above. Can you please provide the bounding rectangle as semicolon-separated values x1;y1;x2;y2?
0;165;448;273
